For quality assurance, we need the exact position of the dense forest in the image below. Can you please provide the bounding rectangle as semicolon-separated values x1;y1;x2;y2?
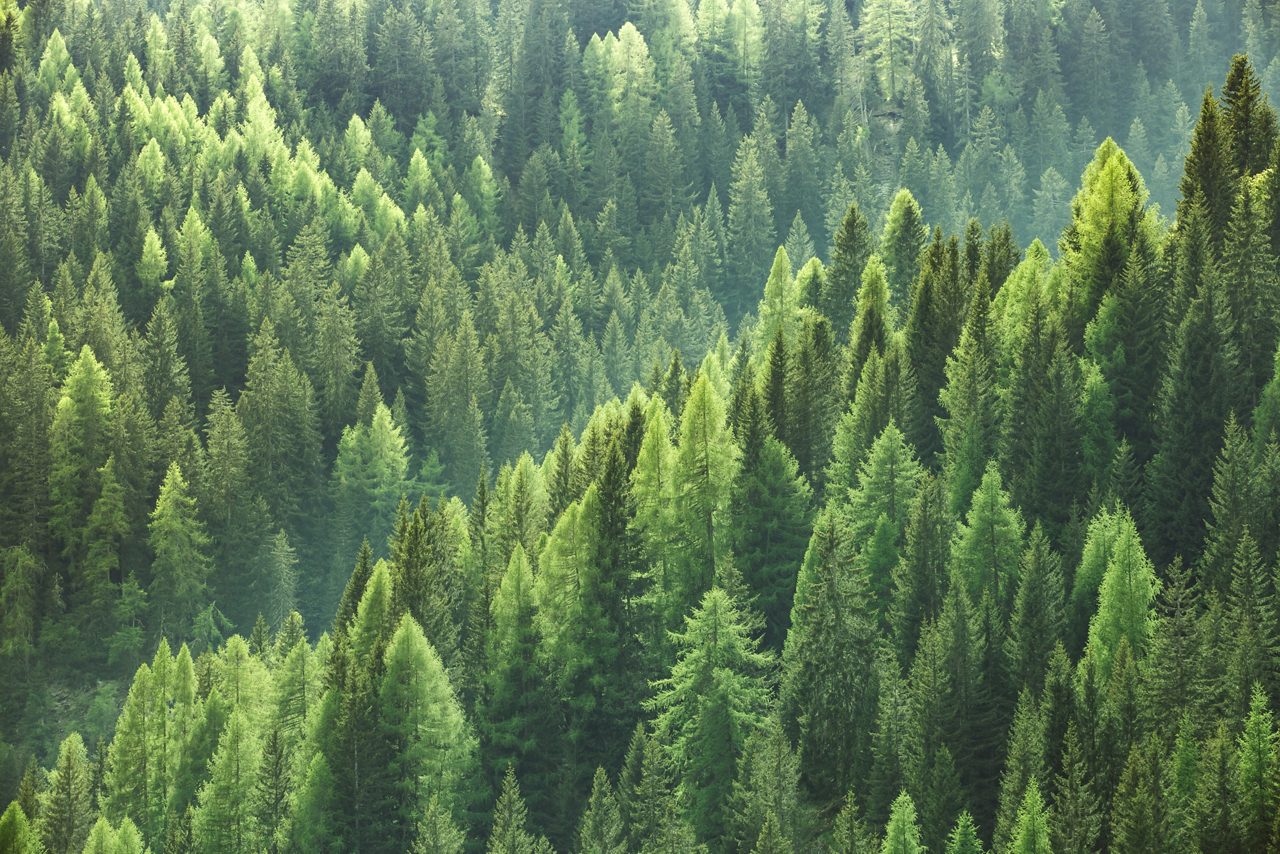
3;0;1280;851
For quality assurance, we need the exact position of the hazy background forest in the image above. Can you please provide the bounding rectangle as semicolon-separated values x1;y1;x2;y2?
3;0;1280;851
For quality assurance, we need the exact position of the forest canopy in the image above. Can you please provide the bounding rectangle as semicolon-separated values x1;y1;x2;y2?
3;0;1280;852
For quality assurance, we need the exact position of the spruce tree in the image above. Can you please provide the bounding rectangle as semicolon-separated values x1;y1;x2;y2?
38;733;94;854
1230;684;1278;852
879;792;923;854
577;768;626;854
937;277;1000;516
846;256;892;401
1008;781;1051;854
950;463;1025;615
1145;250;1238;566
880;190;927;309
148;462;212;641
192;709;261;854
648;588;772;845
378;614;476;847
823;201;873;339
1005;525;1065;694
671;373;739;615
486;768;546;854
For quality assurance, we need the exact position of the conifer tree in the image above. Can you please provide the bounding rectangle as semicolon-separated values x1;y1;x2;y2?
937;277;999;516
889;475;950;665
1009;781;1051;854
38;733;94;854
649;588;772;844
729;715;805;852
728;394;812;647
331;402;410;571
943;812;981;854
192;709;261;854
1005;525;1065;693
880;190;927;309
823;202;873;339
847;256;892;400
412;795;466;854
49;345;115;559
577;768;626;854
1109;733;1171;854
1083;510;1158;680
486;769;545;854
726;143;775;319
672;373;739;614
1221;54;1277;178
880;792;923;854
781;508;878;805
1181;88;1236;247
481;544;551;800
1230;684;1278;852
148;462;212;640
378;614;476;846
77;455;128;642
950;463;1025;614
0;802;40;854
992;690;1046;854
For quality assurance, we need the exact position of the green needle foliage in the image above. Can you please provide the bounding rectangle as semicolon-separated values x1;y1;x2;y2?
1;9;1280;853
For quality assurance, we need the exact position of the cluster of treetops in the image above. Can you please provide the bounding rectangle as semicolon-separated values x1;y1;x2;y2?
3;0;1280;849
